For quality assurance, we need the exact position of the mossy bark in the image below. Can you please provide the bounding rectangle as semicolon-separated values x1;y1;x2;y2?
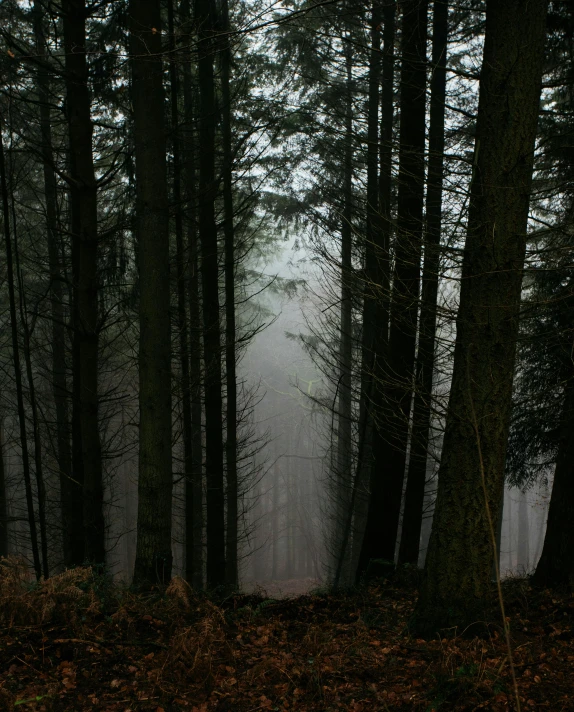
414;0;548;635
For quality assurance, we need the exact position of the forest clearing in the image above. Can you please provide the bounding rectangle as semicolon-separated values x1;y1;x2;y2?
0;561;573;711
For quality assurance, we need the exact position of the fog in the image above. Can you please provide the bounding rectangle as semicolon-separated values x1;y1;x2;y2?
0;227;553;591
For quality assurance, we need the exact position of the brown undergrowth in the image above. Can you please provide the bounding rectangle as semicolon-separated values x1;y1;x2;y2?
0;557;572;711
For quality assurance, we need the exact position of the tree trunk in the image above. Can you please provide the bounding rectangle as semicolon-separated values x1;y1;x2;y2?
533;374;574;587
337;3;397;586
34;1;75;569
196;0;226;588
63;0;105;565
220;0;239;590
130;0;173;586
333;32;354;583
358;0;427;573
399;0;448;566
354;0;387;581
414;0;547;634
0;112;41;580
181;0;204;591
167;0;195;588
188;196;204;591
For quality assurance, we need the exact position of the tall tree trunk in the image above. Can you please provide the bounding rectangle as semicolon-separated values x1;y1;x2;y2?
33;1;75;568
399;0;448;566
414;0;547;634
333;33;354;583
336;4;397;586
358;0;427;574
0;112;41;580
196;0;226;588
181;0;204;591
130;0;173;586
221;0;239;590
533;374;574;587
62;0;105;565
354;0;388;581
167;0;195;587
188;185;204;591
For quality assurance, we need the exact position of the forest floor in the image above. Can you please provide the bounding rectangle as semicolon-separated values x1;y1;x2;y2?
0;559;572;712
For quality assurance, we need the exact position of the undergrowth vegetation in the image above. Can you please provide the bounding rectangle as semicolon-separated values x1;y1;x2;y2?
0;558;572;710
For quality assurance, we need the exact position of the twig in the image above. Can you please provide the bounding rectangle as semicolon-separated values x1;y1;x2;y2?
52;637;168;649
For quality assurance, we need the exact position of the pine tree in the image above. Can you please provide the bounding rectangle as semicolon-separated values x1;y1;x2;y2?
414;0;548;634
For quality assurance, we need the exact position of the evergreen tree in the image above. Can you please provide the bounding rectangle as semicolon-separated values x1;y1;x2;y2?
414;0;548;634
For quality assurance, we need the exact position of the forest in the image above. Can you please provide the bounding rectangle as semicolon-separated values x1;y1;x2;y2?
0;0;572;709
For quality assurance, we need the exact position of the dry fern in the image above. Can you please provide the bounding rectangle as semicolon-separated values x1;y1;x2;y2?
166;575;194;609
0;559;102;628
166;602;230;687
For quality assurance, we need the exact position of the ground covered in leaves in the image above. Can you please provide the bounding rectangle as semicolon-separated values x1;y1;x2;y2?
0;559;572;711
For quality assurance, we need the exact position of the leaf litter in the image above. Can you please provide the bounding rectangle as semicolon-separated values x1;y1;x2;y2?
0;558;572;711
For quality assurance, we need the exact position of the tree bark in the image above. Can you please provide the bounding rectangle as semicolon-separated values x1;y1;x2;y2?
196;0;226;588
63;0;105;565
414;0;548;634
130;0;173;586
399;0;448;566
